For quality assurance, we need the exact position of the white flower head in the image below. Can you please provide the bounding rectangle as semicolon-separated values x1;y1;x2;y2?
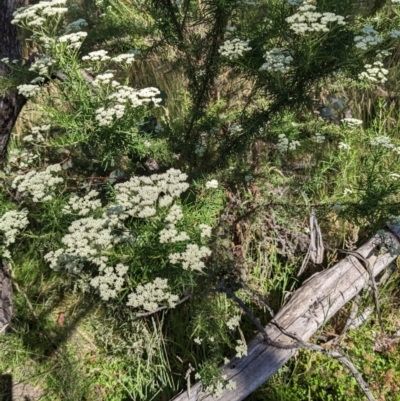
126;278;178;310
218;38;251;60
259;48;293;73
235;339;247;358
17;84;41;98
0;209;29;247
205;179;218;189
286;4;345;35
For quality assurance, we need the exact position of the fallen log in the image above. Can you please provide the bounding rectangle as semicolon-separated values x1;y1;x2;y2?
0;260;13;334
172;227;400;401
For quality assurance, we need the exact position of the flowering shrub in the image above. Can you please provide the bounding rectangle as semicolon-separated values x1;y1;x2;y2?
286;4;345;35
3;0;400;399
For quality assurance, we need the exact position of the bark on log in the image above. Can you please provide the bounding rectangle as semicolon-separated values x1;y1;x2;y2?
0;261;13;334
171;228;400;401
0;0;28;163
0;0;27;334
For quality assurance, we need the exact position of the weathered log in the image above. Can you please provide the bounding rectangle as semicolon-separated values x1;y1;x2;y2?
0;261;13;334
0;0;28;163
171;228;400;401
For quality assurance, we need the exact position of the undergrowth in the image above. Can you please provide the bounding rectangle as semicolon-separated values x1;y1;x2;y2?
1;0;400;400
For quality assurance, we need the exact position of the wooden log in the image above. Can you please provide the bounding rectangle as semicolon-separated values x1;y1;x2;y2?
0;0;29;163
0;260;13;334
171;228;400;401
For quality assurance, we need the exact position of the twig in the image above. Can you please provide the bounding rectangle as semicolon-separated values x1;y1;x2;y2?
269;320;377;401
4;261;38;320
220;283;377;401
298;208;324;276
218;282;298;350
335;248;384;333
241;288;275;317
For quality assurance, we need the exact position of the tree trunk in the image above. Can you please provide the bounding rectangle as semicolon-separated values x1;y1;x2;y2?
0;261;13;334
0;0;28;334
0;0;28;163
171;227;400;401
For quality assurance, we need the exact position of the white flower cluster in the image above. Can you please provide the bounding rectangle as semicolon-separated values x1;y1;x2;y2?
58;32;88;49
199;224;212;238
354;25;382;50
11;0;68;27
92;72;115;87
276;133;300;151
82;50;111;62
342;118;363;128
195;370;236;398
23;134;44;144
195;145;205;156
226;315;241;330
154;124;164;133
285;0;304;5
95;86;162;126
235;339;248;358
8;148;38;168
62;190;102;216
259;48;293;73
44;216;121;272
0;209;29;248
228;124;243;135
218;38;251;60
90;263;128;301
95;104;125;126
159;225;190;243
24;124;50;143
105;169;189;221
370;136;400;153
358;61;388;83
338;142;350;150
390;30;400;39
236;0;259;4
34;35;53;50
169;244;211;271
65;18;88;33
112;53;136;65
313;134;325;143
108;86;161;106
17;84;41;98
126;277;179;311
12;164;63;202
204;377;237;398
158;204;190;243
286;4;345;35
29;56;55;76
205;179;219;189
30;76;46;84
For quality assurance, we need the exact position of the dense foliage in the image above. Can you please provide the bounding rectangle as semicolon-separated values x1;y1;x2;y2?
2;0;400;399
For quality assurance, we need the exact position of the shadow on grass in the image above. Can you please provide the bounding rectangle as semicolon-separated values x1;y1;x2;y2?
0;374;13;401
